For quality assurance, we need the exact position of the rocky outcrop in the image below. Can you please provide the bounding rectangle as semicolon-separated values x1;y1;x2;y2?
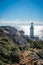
0;26;43;65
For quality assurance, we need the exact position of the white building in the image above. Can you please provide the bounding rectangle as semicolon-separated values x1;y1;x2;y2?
30;22;39;40
30;22;34;38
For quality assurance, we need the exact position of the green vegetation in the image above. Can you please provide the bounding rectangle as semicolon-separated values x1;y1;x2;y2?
33;41;43;49
0;36;20;64
0;26;43;65
0;60;5;65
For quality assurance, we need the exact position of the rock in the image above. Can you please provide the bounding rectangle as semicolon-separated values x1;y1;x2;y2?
37;50;43;59
0;26;43;65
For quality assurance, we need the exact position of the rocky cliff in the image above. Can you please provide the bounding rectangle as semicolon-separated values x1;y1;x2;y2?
0;26;43;65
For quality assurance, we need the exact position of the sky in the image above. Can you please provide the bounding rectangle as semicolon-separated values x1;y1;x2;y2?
0;0;43;40
0;0;43;21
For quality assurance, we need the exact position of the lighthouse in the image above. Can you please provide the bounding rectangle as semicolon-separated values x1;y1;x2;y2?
30;22;34;38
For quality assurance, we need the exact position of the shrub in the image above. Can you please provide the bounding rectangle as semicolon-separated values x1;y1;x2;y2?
0;60;5;65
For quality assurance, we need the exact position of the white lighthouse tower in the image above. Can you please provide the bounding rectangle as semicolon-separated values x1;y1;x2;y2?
30;22;34;38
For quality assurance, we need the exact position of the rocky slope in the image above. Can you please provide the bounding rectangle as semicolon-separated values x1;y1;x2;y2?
0;26;43;65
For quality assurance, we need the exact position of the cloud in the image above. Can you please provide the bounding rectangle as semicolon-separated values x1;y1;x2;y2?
0;18;43;26
0;19;21;26
18;26;30;35
18;26;43;35
0;18;43;40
